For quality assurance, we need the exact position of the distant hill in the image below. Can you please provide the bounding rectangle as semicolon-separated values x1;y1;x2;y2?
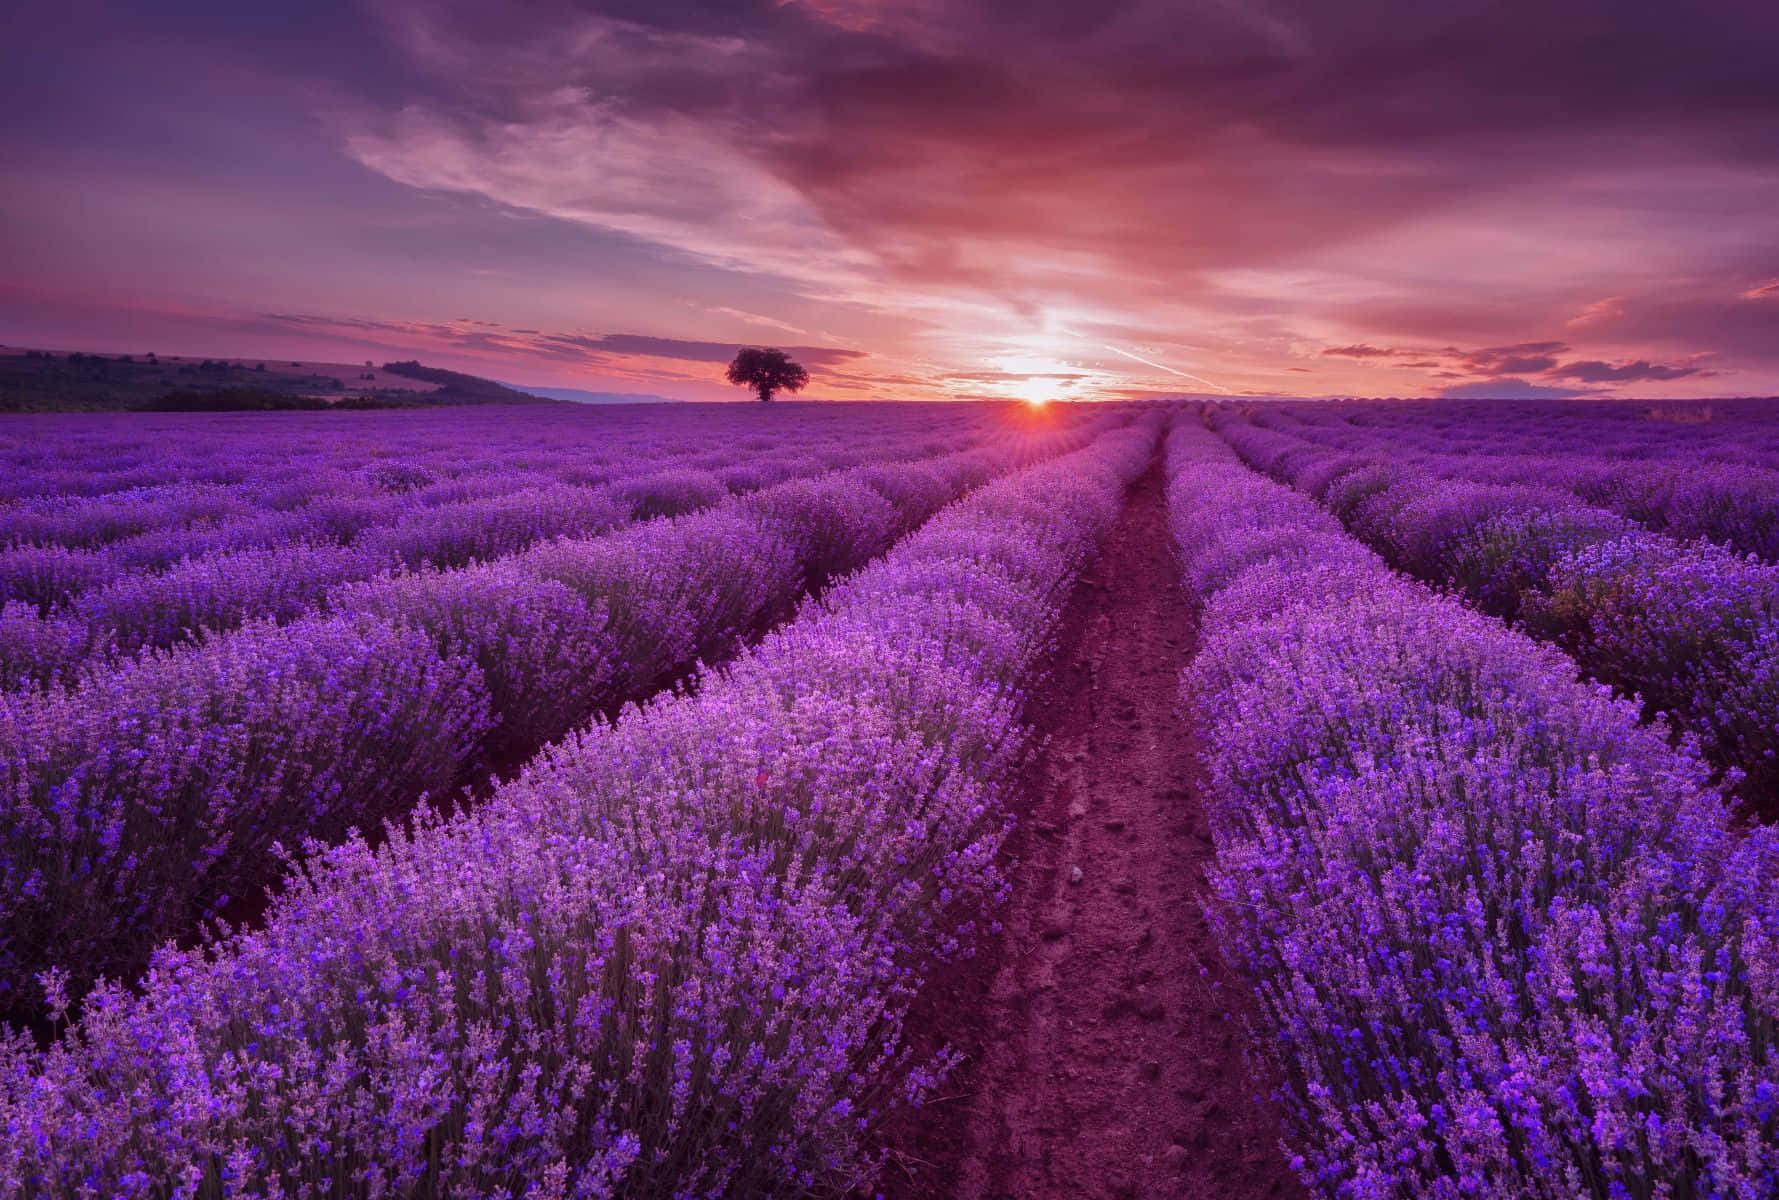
379;361;545;405
512;384;680;405
0;346;556;412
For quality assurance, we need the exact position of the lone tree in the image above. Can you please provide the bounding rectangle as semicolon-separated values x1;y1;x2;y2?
726;347;808;402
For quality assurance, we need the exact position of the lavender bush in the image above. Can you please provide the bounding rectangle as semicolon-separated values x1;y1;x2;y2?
68;542;387;658
0;417;1156;1198
0;602;99;691
1527;535;1779;797
1165;418;1779;1199
612;467;731;519
0;404;997;610
360;484;633;570
331;562;617;762
0;612;494;1010
518;507;801;700
0;410;1008;680
0;544;112;613
1214;411;1779;811
1247;401;1779;562
0;413;1111;1017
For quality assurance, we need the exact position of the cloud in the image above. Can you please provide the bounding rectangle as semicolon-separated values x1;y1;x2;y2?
1312;336;1719;393
341;99;874;296
1456;342;1570;375
1439;378;1585;399
1318;339;1568;376
942;369;1089;384
1743;279;1779;300
325;1;1779;396
1483;354;1561;374
705;306;811;335
255;312;864;376
1321;344;1405;359
1547;359;1710;383
532;331;865;365
1566;296;1627;327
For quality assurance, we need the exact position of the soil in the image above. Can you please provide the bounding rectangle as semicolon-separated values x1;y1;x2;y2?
878;459;1307;1200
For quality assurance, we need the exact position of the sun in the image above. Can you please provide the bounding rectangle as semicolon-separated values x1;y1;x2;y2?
986;347;1083;406
1004;369;1066;408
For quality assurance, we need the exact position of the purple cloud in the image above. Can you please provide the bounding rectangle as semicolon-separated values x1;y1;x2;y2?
1321;344;1406;359
1548;359;1709;383
1439;378;1585;399
1456;343;1571;375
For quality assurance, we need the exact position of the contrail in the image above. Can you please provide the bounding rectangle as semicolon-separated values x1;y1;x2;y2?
1102;344;1232;393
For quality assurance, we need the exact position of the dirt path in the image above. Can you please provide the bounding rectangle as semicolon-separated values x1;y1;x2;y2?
881;460;1306;1200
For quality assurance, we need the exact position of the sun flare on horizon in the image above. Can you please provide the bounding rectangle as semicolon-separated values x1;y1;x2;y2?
996;352;1076;407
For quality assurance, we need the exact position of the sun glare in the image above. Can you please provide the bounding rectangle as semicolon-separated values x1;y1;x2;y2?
997;353;1074;407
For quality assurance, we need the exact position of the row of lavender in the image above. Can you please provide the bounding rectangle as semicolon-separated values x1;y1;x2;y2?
1316;397;1779;470
0;417;1157;1198
1;413;1112;1021
0;404;984;508
1248;403;1779;564
0;407;975;570
1164;418;1779;1198
0;433;996;689
1;409;996;682
1213;411;1779;815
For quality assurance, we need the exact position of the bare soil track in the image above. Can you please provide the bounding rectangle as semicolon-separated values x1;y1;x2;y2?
880;461;1306;1200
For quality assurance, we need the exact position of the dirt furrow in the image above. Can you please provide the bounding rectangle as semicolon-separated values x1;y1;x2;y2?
882;459;1306;1200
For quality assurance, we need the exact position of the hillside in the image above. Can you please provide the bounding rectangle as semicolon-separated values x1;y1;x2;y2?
0;347;551;412
378;361;548;405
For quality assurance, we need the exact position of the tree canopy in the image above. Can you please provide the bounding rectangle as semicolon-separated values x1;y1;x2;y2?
725;347;809;402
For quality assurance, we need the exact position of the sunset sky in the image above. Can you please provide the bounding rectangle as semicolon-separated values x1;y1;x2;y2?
3;0;1778;402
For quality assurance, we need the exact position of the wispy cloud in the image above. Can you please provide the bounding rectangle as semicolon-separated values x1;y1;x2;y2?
1321;344;1408;360
1566;296;1627;327
1312;336;1715;393
704;306;811;336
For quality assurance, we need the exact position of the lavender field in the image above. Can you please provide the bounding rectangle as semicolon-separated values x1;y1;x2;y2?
2;399;1778;1199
